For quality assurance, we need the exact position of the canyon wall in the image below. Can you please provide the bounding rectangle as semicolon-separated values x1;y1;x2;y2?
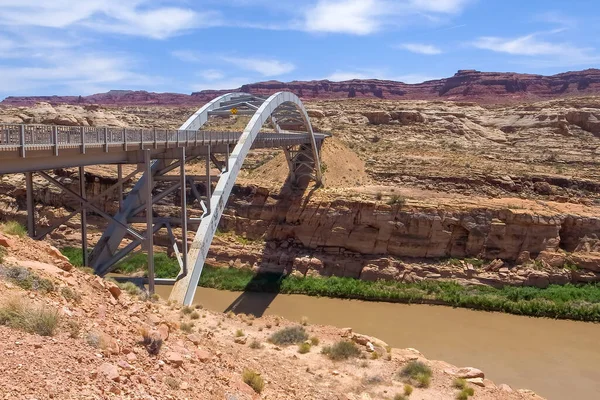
3;69;600;106
221;187;598;261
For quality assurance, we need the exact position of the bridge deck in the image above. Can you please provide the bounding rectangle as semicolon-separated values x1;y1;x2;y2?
0;124;327;174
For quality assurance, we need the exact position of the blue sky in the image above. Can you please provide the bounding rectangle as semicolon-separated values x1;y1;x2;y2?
0;0;599;98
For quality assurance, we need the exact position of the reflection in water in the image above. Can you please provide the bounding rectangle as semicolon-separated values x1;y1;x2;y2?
155;285;600;400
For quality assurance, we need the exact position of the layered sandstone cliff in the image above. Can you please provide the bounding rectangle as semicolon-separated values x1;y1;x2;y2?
3;69;600;106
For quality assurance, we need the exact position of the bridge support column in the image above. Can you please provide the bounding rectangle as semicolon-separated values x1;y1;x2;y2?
179;147;188;278
144;149;155;295
117;164;123;213
25;172;35;238
79;166;88;267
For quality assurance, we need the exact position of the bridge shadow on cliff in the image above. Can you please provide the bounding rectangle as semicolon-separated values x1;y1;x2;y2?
223;177;318;317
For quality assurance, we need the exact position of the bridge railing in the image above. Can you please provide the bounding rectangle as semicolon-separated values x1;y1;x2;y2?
0;124;322;157
0;124;250;149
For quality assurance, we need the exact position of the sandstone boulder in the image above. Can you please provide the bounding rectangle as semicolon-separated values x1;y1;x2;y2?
524;270;550;288
98;363;120;382
0;233;15;248
105;281;122;299
455;367;484;379
362;111;392;125
165;351;184;367
536;251;567;268
570;253;600;272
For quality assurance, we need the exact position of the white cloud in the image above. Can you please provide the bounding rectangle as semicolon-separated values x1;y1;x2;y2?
220;56;295;76
303;0;474;35
198;69;226;81
0;51;158;95
472;32;600;67
396;43;442;55
473;34;567;56
304;0;384;35
191;78;250;91
408;0;473;14
171;50;204;63
0;1;213;39
172;51;295;77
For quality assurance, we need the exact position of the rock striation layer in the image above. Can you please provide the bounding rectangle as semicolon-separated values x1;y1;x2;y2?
3;69;600;106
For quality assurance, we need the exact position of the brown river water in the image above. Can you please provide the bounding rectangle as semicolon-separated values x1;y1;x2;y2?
155;286;600;400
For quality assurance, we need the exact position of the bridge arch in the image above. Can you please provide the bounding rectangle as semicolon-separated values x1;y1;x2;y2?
170;91;323;304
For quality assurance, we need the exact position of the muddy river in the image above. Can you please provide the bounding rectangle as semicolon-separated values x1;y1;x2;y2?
155;286;600;399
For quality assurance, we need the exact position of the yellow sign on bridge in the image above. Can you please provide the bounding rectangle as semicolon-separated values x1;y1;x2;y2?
230;108;238;115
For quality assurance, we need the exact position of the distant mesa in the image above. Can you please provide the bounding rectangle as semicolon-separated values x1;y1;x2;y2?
2;68;600;106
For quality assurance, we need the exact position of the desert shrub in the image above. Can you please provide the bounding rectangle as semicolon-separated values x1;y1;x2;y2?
0;298;60;336
151;293;161;302
453;378;467;389
456;387;475;399
370;351;379;360
404;384;413;396
190;311;200;320
310;336;320;346
0;247;6;263
236;329;244;337
393;395;408;400
140;327;162;355
61;287;81;303
242;369;264;393
86;332;101;348
195;304;203;309
387;195;406;206
269;326;308;346
300;316;309;326
180;322;194;333
416;374;430;388
400;361;432;388
181;305;193;315
298;342;311;354
321;340;361;361
0;221;27;237
119;281;142;296
375;192;383;200
249;339;262;349
165;377;180;390
1;266;54;293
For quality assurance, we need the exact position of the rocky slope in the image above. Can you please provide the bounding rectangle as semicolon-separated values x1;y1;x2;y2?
0;230;540;399
3;69;600;106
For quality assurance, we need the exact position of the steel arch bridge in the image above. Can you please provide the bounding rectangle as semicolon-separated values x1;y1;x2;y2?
0;91;327;305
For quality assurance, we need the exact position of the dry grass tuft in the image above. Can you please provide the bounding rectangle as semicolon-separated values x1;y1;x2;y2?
0;297;60;336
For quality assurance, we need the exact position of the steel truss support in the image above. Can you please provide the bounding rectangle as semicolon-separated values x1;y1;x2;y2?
91;149;210;281
23;166;143;269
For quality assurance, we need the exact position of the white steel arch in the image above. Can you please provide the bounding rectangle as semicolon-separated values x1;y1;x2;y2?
170;91;322;304
90;92;252;274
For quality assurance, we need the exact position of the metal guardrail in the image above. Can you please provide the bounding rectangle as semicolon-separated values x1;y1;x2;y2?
0;124;322;156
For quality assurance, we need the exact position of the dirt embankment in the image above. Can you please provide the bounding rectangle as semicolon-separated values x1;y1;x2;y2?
0;231;541;399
